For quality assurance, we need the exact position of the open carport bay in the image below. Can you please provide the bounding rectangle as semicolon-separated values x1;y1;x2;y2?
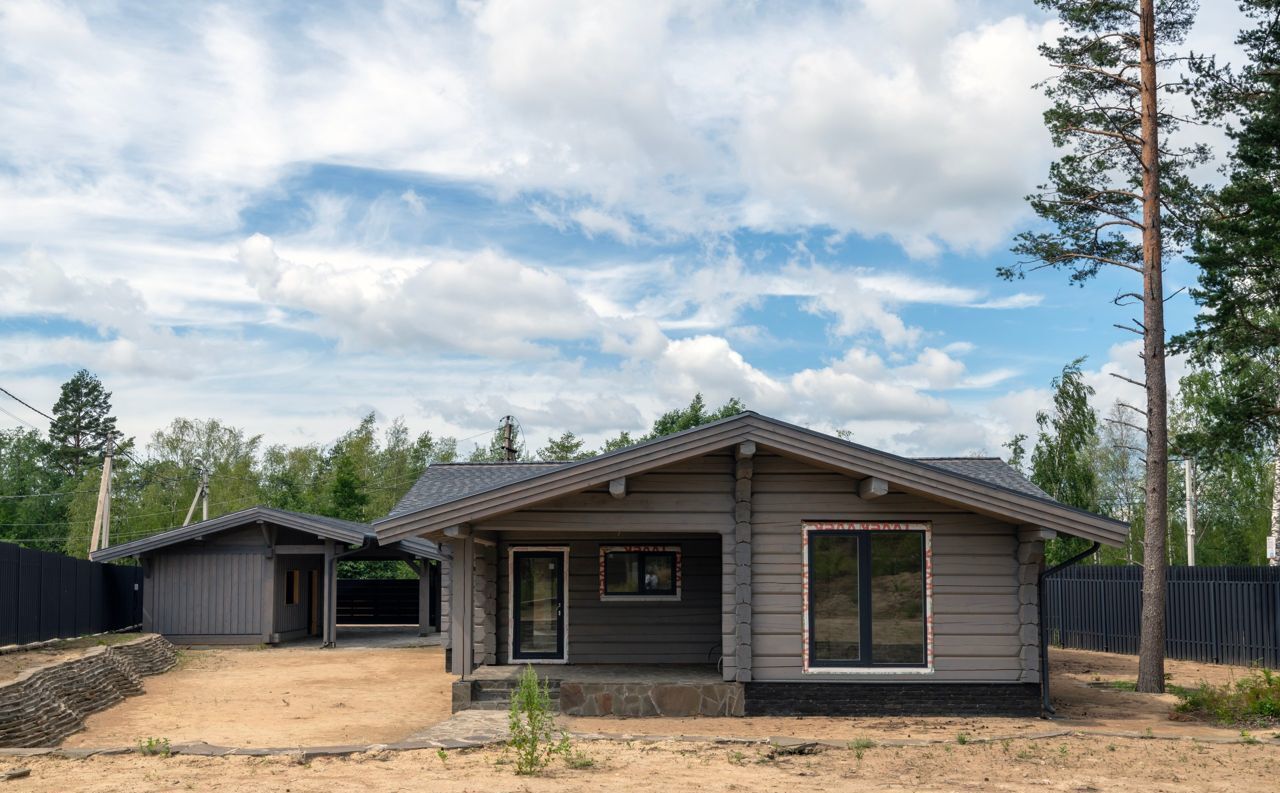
60;642;452;748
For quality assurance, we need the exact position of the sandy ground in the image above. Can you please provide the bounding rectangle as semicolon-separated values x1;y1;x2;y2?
61;644;453;748
9;735;1280;792
47;643;1272;750
0;634;143;684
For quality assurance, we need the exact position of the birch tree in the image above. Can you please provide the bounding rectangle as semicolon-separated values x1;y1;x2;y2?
1001;0;1205;693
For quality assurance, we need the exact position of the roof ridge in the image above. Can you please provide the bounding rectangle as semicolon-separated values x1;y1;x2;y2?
914;456;1006;461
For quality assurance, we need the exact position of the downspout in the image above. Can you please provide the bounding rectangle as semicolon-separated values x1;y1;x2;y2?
1038;540;1101;716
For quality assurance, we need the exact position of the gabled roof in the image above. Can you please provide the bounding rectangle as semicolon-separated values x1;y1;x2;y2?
91;505;443;563
374;412;1129;547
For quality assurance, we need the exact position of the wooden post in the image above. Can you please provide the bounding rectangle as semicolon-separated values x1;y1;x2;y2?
448;536;474;676
732;441;754;683
416;560;434;636
321;539;334;647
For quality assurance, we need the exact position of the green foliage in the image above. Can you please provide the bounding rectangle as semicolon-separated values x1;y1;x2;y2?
506;665;569;774
138;736;171;757
1174;668;1280;727
1029;359;1104;565
1002;0;1204;286
1174;1;1280;453
536;431;594;461
646;393;745;439
48;369;125;476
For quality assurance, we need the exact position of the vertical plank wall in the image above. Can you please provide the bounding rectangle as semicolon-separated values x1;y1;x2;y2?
750;453;1024;682
151;549;264;638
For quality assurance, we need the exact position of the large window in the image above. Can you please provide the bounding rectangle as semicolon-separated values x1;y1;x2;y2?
804;522;930;670
600;546;681;600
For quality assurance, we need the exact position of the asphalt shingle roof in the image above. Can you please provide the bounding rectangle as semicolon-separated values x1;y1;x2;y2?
386;455;1046;521
386;462;570;519
915;457;1051;499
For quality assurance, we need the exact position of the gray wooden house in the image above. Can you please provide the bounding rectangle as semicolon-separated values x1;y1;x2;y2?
91;506;443;646
374;412;1126;717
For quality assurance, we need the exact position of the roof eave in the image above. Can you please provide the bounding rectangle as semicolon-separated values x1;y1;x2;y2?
374;413;1128;548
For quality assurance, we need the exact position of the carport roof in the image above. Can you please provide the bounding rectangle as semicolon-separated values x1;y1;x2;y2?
90;505;444;563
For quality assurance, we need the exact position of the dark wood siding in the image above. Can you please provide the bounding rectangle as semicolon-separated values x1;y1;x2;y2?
150;549;264;637
480;454;734;665
494;533;723;664
274;555;322;635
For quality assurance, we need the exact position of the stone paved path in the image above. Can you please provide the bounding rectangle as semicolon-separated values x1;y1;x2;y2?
403;709;509;747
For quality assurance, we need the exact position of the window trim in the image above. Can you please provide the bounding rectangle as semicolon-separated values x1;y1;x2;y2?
598;545;682;601
801;521;933;674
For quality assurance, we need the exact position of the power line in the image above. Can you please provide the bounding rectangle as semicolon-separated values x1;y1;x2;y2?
0;386;54;423
0;404;42;432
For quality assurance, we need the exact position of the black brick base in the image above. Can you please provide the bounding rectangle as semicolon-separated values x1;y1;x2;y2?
744;682;1041;717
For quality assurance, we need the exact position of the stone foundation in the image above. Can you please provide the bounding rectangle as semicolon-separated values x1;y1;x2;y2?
558;681;744;717
0;634;177;747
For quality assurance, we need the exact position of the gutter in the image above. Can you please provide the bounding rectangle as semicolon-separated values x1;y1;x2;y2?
1038;540;1100;717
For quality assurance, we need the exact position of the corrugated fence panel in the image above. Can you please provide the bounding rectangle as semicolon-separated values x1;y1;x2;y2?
1044;565;1280;668
0;541;142;646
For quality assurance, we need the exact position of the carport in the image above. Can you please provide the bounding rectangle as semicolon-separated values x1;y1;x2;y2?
90;506;445;647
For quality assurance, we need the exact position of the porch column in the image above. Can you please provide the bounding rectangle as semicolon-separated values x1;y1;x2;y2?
474;542;497;665
413;559;433;636
733;442;754;683
322;539;337;648
1016;527;1050;682
448;535;475;676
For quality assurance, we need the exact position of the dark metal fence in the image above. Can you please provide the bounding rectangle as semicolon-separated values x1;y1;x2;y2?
1044;565;1280;668
0;541;143;647
336;579;420;625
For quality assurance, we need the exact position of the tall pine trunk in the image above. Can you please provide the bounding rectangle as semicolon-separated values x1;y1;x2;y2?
1136;0;1169;694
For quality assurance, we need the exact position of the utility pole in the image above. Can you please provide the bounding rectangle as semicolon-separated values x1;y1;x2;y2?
89;438;114;553
501;415;518;462
1184;457;1196;567
182;458;210;527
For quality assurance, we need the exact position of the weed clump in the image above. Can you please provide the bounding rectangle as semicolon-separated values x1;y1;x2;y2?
506;665;569;775
1174;669;1280;727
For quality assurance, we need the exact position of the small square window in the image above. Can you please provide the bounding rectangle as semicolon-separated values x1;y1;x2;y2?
600;546;680;599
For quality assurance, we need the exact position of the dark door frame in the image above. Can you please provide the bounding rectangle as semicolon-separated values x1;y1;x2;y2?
508;547;568;663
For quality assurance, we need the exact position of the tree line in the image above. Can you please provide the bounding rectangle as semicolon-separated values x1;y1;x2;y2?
0;374;744;559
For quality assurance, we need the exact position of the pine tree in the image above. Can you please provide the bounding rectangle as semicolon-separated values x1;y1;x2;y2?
48;370;123;475
1000;0;1205;693
1175;0;1280;564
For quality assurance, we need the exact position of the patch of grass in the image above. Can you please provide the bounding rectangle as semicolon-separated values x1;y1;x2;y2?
728;750;747;765
1240;730;1260;745
848;738;875;751
1173;669;1280;728
436;748;448;765
955;732;971;745
564;748;596;769
138;737;171;757
1100;679;1138;692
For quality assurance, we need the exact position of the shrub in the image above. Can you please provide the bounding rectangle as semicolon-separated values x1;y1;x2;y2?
1174;668;1280;727
507;665;568;775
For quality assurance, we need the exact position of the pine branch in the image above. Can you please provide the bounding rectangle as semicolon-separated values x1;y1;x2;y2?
1109;372;1147;389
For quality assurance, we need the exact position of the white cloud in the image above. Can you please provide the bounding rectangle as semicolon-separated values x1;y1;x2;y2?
236;234;601;358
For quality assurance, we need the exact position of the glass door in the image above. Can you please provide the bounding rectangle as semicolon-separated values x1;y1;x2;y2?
511;550;566;661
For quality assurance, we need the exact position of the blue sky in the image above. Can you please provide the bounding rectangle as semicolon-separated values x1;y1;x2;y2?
0;0;1245;456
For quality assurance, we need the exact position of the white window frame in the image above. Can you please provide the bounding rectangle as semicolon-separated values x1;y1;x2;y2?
507;546;570;664
800;521;934;675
